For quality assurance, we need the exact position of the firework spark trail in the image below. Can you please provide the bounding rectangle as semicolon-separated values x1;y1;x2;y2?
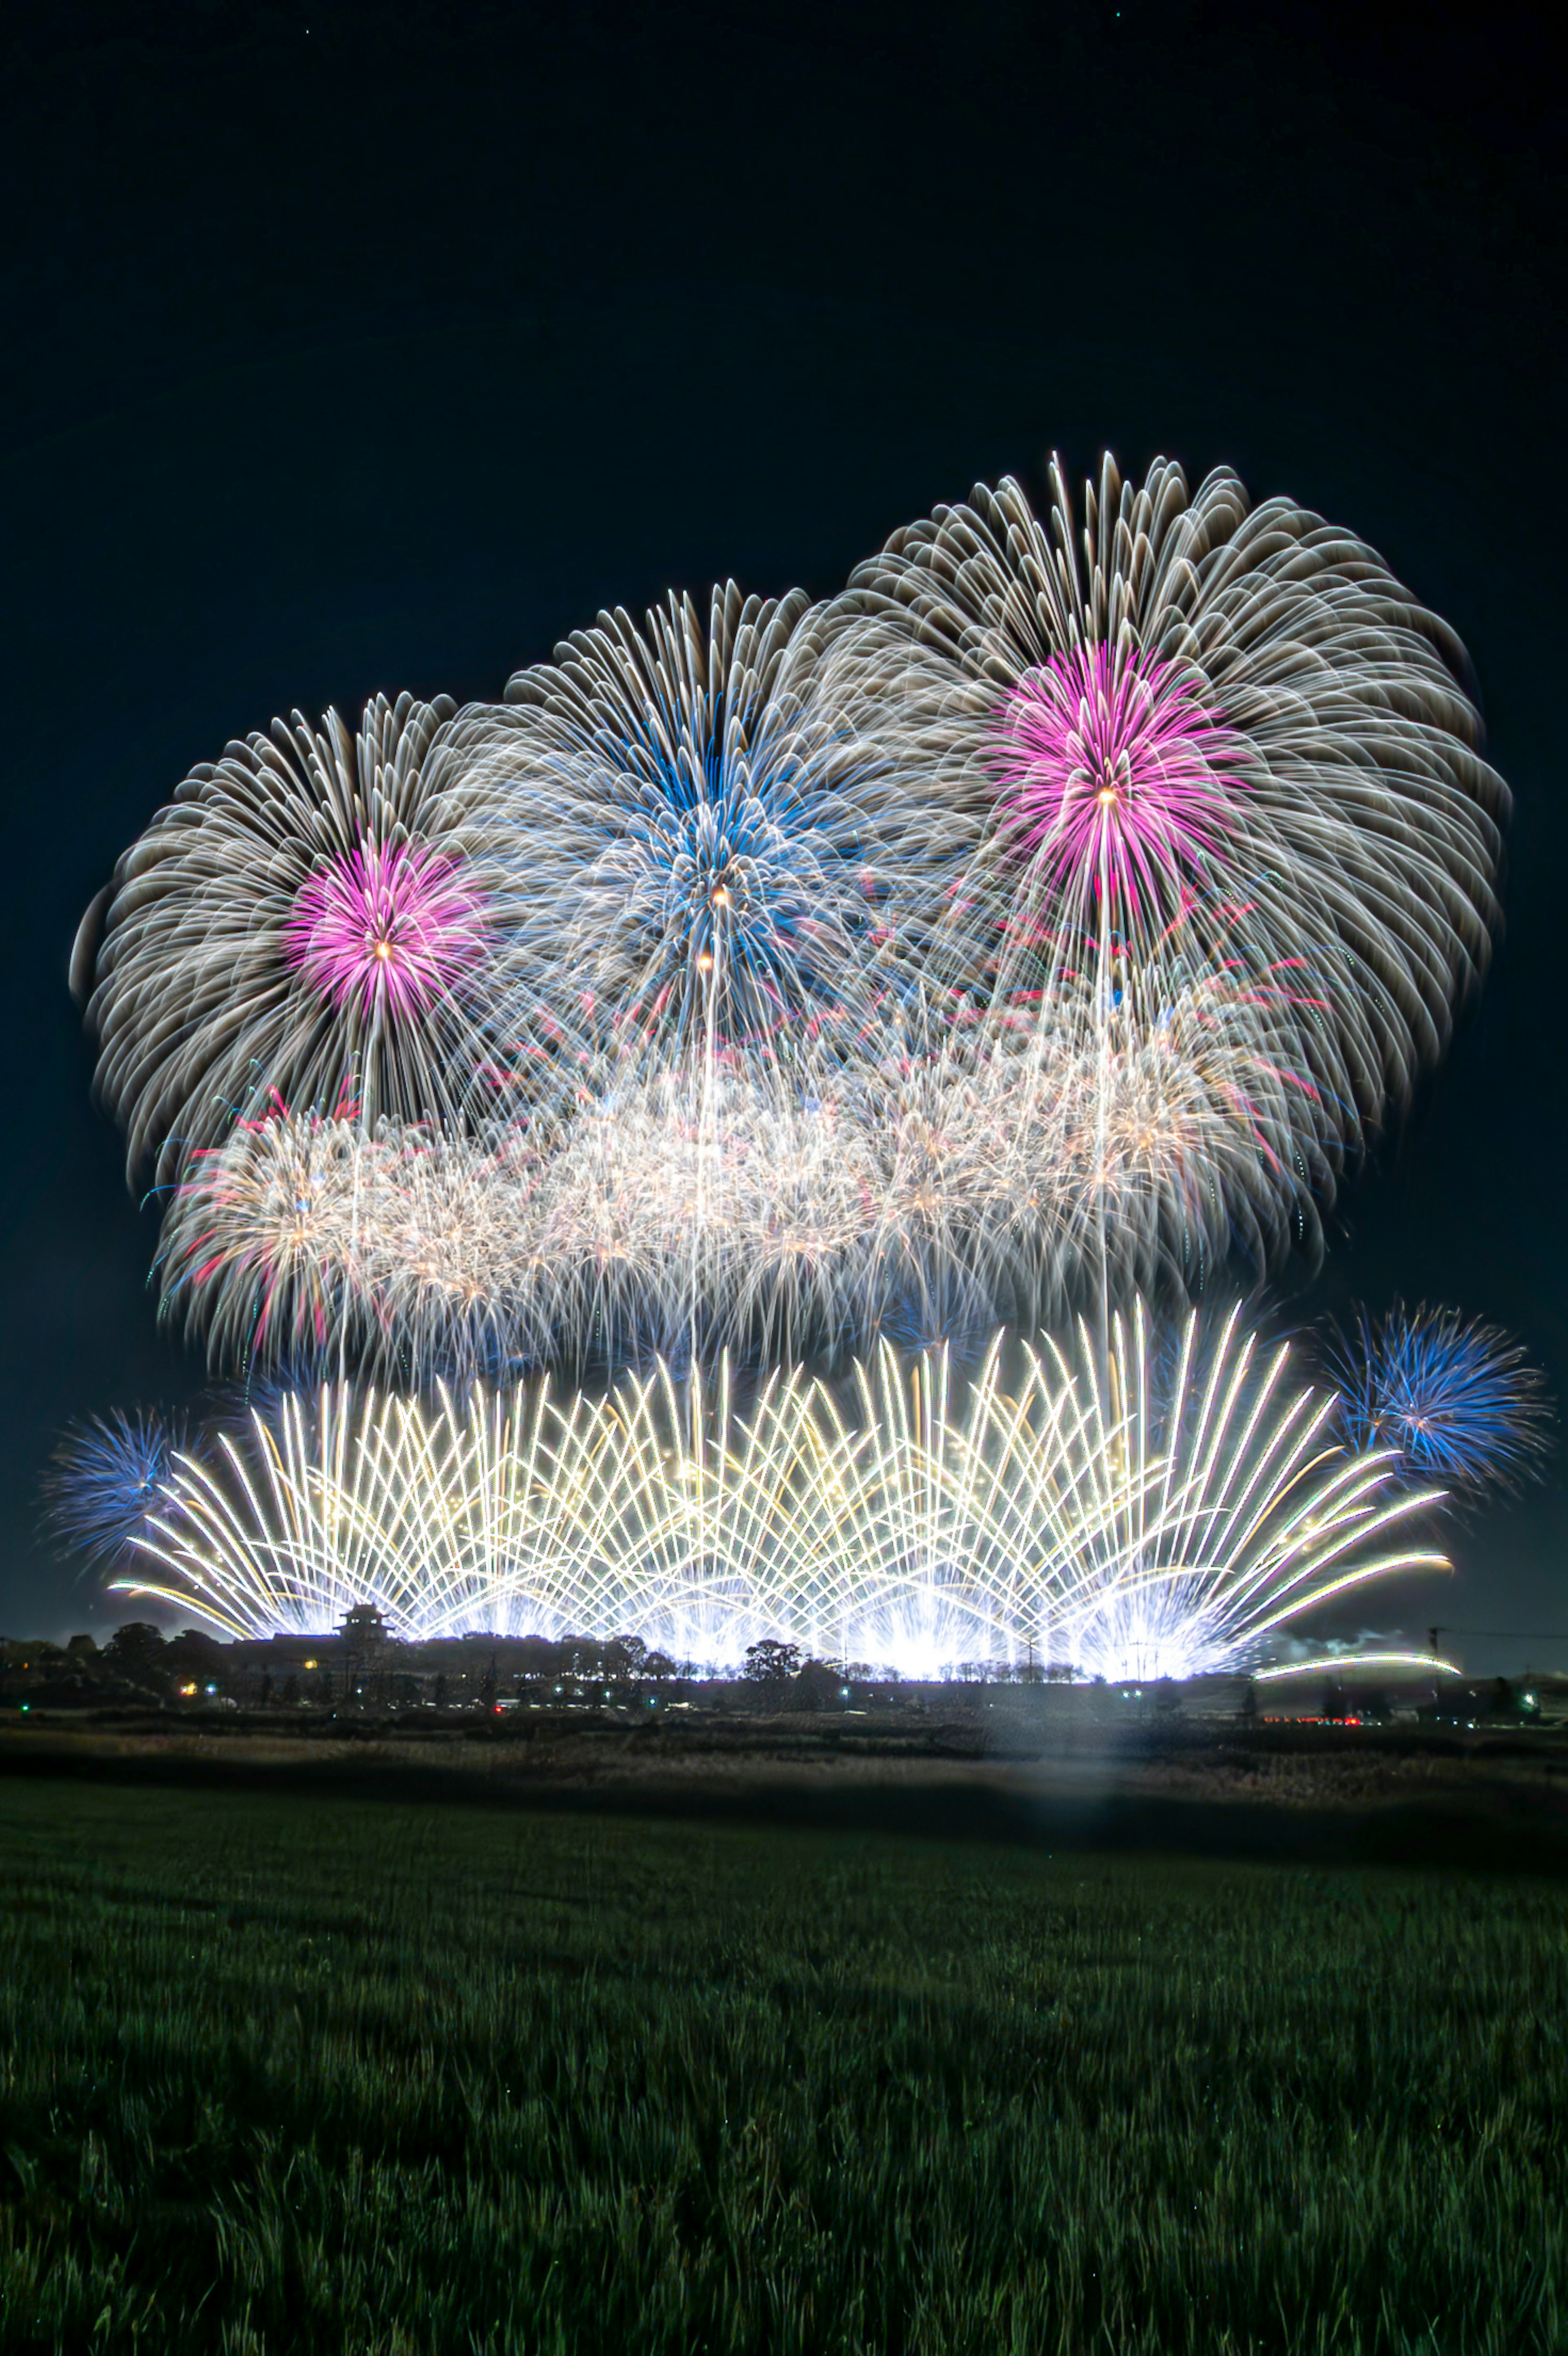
117;1308;1444;1677
1035;1304;1450;1679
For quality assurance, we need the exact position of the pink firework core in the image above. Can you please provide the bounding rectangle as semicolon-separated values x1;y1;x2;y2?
994;645;1243;915
285;840;488;1020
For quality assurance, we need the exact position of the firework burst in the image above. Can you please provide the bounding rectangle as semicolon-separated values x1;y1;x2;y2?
158;953;1347;1391
437;582;977;1068
1329;1303;1551;1499
822;452;1508;1292
45;1408;194;1571
61;452;1511;1681
74;694;497;1185
993;642;1243;919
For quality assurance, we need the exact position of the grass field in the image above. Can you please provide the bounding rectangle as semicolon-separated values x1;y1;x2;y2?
1;1781;1564;2354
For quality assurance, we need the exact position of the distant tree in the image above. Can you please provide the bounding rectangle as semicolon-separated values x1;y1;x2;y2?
433;1672;449;1707
310;1673;333;1707
479;1656;498;1707
641;1650;678;1682
105;1623;168;1684
66;1633;98;1658
744;1639;801;1683
167;1631;226;1697
791;1658;843;1711
259;1670;274;1707
282;1674;301;1707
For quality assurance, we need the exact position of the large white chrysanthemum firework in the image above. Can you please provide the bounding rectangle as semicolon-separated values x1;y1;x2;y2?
824;452;1508;1276
74;695;500;1184
436;581;979;1069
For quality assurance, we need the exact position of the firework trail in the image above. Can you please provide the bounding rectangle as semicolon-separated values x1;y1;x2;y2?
1053;1302;1447;1681
1329;1303;1551;1499
112;1306;1443;1676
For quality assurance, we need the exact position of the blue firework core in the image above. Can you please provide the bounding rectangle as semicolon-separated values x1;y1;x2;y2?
591;705;880;1041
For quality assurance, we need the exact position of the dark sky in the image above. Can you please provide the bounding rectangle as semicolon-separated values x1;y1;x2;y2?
2;0;1563;1667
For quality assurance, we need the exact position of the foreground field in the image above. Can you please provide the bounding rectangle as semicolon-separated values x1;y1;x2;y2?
1;1784;1564;2354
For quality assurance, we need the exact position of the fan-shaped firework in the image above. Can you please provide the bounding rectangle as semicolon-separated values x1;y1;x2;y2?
44;1408;193;1570
1056;1303;1447;1680
112;1306;1443;1675
438;582;977;1068
824;452;1508;1293
73;694;499;1186
1329;1303;1551;1498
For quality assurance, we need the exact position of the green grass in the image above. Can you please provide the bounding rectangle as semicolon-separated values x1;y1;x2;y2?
0;1783;1564;2354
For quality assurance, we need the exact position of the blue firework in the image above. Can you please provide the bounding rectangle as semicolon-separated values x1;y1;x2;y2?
1329;1304;1550;1498
439;583;977;1070
45;1407;191;1569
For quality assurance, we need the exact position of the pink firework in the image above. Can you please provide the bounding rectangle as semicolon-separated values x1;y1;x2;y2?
285;840;487;1021
994;644;1242;918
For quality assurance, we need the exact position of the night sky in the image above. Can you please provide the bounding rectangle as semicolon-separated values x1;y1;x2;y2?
2;0;1562;1668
